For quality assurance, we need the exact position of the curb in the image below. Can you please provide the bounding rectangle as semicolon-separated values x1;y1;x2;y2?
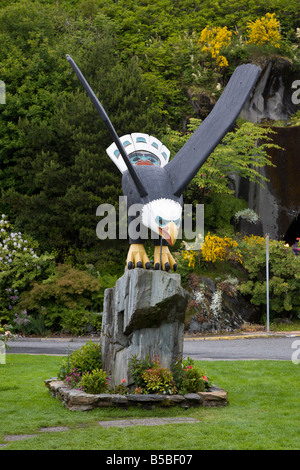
184;332;300;341
10;336;101;343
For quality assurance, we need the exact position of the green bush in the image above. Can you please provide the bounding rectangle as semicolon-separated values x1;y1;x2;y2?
129;354;211;395
128;354;158;390
58;340;102;379
203;193;248;235
141;367;177;395
238;236;300;319
59;307;102;336
18;264;104;334
180;367;209;393
172;356;211;393
0;214;55;325
79;369;109;394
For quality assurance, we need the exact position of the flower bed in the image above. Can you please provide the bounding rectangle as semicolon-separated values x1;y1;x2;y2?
49;341;228;410
45;378;228;411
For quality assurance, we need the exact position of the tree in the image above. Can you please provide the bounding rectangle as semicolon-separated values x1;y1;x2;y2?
163;118;280;199
0;1;162;266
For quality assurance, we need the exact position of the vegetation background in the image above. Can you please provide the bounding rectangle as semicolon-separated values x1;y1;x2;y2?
0;0;299;335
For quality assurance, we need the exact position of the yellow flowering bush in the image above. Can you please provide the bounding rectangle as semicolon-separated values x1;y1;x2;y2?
242;235;265;246
181;250;198;269
198;25;232;67
201;233;241;263
246;13;281;47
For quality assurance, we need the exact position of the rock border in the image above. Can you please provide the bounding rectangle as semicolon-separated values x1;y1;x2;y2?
45;379;228;411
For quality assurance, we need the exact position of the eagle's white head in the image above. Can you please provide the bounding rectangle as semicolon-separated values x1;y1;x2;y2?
142;198;182;247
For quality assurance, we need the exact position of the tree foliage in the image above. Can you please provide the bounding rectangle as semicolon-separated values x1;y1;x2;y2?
163;118;280;197
0;0;162;262
0;0;299;268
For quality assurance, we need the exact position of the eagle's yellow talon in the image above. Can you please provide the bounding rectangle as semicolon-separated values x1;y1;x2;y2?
154;246;177;271
126;244;150;269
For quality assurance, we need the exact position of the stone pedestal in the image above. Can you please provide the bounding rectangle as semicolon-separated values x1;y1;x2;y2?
101;269;188;388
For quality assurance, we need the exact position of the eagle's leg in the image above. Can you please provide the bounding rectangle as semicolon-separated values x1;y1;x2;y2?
154;245;177;272
126;243;151;270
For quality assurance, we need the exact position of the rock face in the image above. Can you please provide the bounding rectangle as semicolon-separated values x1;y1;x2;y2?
236;124;300;242
240;57;298;123
101;269;188;388
236;57;300;243
186;275;260;334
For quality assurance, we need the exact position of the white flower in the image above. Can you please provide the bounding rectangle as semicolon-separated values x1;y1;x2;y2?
210;290;223;318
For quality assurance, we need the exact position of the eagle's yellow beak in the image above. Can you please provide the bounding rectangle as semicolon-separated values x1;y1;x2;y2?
158;221;179;247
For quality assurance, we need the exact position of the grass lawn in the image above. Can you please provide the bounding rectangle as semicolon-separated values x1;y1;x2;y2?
0;354;299;450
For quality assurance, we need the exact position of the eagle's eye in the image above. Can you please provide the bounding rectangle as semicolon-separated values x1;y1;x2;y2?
155;216;168;227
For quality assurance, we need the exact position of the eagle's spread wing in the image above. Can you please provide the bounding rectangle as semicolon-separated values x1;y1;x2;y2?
66;54;148;198
165;64;261;197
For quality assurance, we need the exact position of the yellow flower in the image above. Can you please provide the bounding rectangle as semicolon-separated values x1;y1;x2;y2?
198;25;232;67
201;233;239;263
181;250;198;269
247;13;281;47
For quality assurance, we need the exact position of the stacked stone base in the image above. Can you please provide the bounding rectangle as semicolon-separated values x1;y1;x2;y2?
45;379;228;411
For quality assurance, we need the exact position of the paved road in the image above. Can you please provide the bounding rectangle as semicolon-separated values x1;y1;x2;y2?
6;333;300;361
184;335;300;361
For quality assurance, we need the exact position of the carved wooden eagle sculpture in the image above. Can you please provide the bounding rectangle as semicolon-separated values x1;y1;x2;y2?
67;55;260;272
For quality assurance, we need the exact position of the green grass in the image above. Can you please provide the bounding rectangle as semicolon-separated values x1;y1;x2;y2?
0;355;300;450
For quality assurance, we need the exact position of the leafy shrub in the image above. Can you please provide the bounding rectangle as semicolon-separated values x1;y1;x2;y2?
130;354;177;395
128;354;158;390
129;354;210;395
59;307;102;336
141;367;177;395
238;236;300;319
58;340;102;379
64;368;82;389
180;367;209;393
172;356;211;393
0;214;55;324
18;264;104;334
79;369;109;394
111;379;129;395
204;193;248;235
201;232;240;263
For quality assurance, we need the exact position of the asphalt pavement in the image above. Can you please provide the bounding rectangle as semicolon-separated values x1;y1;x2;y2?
6;331;300;361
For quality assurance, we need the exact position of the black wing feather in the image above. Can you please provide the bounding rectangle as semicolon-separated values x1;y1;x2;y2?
166;64;261;197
